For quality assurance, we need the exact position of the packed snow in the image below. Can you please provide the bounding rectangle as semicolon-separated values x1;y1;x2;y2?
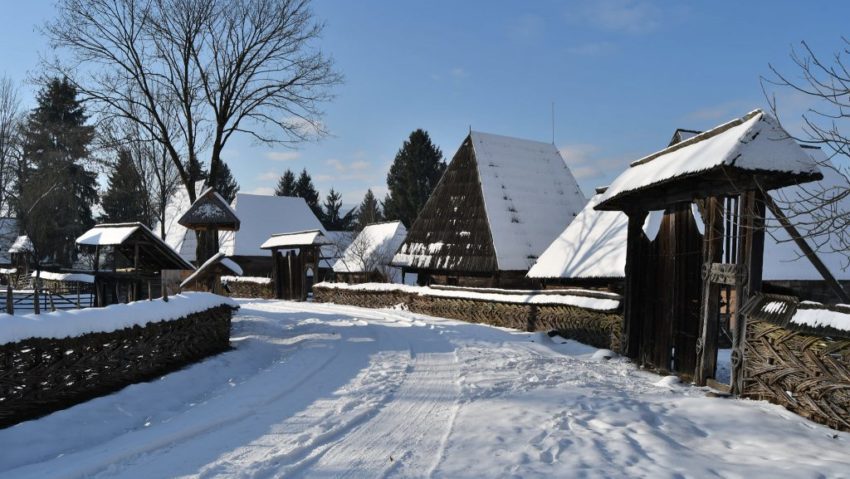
3;299;848;478
0;293;237;345
598;110;819;208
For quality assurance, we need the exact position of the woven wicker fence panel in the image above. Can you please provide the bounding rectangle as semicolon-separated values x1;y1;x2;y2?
224;281;275;299
313;287;413;309
742;319;850;432
534;306;623;351
0;304;234;429
409;296;529;330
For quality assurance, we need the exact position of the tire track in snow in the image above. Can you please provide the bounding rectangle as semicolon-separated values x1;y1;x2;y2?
285;349;461;478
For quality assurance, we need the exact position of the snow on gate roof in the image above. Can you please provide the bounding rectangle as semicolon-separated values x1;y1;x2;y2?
261;229;330;250
471;131;587;271
597;110;821;210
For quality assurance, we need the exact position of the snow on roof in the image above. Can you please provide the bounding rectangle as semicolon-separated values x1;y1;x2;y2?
155;181;206;262
334;222;407;273
261;230;330;250
527;193;628;279
9;235;33;253
76;224;140;246
179;252;243;289
470;131;587;271
597;110;820;209
219;194;325;257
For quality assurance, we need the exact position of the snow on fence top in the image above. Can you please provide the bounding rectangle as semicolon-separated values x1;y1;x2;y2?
741;293;850;338
314;282;621;312
527;193;628;279
219;194;325;258
597;110;820;210
221;275;271;284
0;292;237;346
334;222;407;273
30;271;95;284
471;131;587;271
261;229;331;250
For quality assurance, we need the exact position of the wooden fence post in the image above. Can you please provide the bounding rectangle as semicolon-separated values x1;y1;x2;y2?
5;284;12;315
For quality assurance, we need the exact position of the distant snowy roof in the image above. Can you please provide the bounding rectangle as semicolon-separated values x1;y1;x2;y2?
156;181;206;262
219;194;325;257
261;230;330;249
0;218;18;263
471;131;587;270
9;235;33;253
527;193;628;279
597;110;821;210
77;224;140;246
335;222;407;273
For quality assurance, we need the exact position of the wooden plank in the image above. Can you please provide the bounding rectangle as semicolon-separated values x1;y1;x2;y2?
622;211;648;359
764;194;850;303
696;197;724;385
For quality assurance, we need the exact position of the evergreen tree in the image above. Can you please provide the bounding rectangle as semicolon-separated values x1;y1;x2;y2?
357;189;383;230
275;169;297;196
16;77;97;267
322;188;343;229
294;168;322;217
210;158;239;202
101;148;147;224
384;129;446;226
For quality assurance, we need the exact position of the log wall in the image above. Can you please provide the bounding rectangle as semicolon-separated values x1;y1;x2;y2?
313;285;622;350
0;304;235;428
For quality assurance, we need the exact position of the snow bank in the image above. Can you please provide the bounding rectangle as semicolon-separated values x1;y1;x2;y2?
314;282;620;311
0;293;237;345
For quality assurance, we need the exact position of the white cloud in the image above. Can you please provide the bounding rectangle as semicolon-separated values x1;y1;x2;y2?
565;0;680;35
256;171;280;182
248;186;275;195
683;101;750;122
509;13;545;43
450;67;469;80
558;143;631;192
265;151;300;162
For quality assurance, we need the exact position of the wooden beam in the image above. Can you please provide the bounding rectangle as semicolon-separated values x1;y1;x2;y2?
622;211;648;359
763;194;850;303
696;196;724;386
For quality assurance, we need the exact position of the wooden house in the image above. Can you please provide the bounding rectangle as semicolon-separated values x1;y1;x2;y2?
593;109;826;389
76;222;195;305
334;221;408;284
393;131;586;288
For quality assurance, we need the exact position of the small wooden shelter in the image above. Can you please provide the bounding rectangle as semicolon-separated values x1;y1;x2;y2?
334;221;408;284
595;109;826;390
76;222;194;306
177;187;240;265
393;131;586;288
261;229;331;301
179;251;243;294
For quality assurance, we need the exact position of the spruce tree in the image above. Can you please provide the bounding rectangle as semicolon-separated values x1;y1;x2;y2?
384;129;446;226
210;159;239;202
322;188;343;229
275;169;297;196
16;77;97;267
357;189;383;230
101;148;147;224
294;168;322;217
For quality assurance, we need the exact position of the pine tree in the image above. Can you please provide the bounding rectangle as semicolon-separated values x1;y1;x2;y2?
210;159;239;202
357;189;383;230
16;77;97;267
101;148;147;224
275;169;297;196
384;129;446;226
295;168;322;217
322;188;343;229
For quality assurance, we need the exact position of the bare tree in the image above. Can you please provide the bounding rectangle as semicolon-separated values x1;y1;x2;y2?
46;0;341;203
336;232;400;283
0;76;21;217
762;39;850;264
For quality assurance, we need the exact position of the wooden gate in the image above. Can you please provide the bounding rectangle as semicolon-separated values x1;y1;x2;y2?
629;202;704;377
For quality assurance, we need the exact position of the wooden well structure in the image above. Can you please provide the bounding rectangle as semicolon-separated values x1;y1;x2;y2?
178;187;240;265
595;110;831;389
76;223;195;306
261;230;331;301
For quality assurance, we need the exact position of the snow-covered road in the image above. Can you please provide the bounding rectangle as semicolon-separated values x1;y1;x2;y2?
1;299;848;478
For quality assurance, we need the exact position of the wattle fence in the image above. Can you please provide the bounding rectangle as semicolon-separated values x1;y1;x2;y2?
313;282;624;350
0;293;237;428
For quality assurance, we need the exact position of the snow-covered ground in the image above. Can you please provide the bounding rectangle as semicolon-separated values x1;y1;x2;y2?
1;299;848;478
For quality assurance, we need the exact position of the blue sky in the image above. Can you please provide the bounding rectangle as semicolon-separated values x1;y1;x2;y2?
1;1;848;206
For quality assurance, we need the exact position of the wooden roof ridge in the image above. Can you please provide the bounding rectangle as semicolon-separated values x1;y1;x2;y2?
630;109;762;168
178;187;240;231
268;228;324;237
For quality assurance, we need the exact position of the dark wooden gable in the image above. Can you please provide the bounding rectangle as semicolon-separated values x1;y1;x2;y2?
396;136;497;273
178;188;240;231
113;225;194;272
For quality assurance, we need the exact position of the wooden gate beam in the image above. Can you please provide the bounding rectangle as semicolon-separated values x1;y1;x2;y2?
696;197;724;385
622;210;648;359
763;194;850;303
